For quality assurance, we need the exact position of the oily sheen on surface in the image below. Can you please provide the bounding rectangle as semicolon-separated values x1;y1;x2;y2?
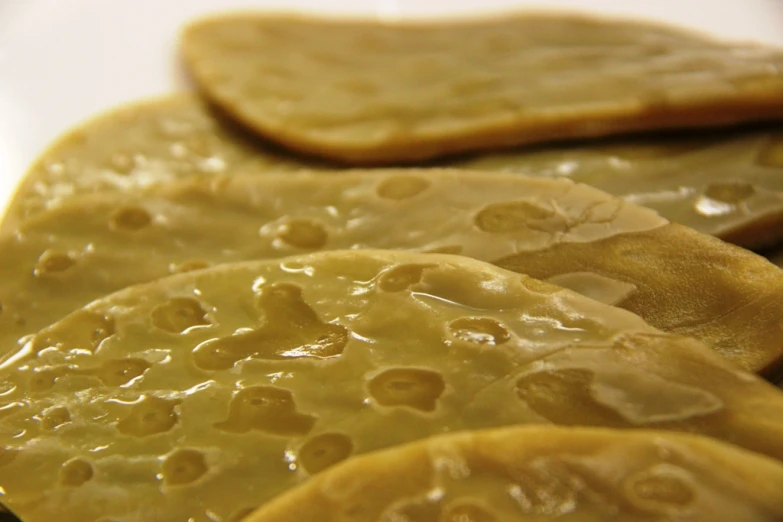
245;426;783;522
1;170;782;376
3;250;783;522
455;129;783;249
181;12;783;163
6;94;783;252
0;94;328;230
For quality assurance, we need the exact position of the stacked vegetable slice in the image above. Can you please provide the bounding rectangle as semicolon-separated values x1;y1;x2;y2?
2;11;783;522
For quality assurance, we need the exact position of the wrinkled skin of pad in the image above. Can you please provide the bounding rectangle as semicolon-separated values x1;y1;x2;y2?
456;129;783;249
492;222;783;379
245;426;783;522
2;170;782;376
3;250;783;522
0;94;328;230
181;12;783;163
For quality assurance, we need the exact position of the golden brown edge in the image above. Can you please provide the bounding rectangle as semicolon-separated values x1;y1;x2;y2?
180;13;783;164
240;425;783;522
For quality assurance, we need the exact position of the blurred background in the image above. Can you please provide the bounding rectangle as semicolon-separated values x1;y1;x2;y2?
1;0;782;208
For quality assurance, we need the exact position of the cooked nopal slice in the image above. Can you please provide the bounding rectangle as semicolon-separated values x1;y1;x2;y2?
2;170;782;375
181;12;783;164
3;251;783;522
0;94;327;230
246;426;783;522
456;129;783;249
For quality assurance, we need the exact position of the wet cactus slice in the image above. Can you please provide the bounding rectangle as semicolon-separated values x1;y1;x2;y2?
0;93;327;230
455;129;783;249
244;425;783;522
3;250;783;522
2;170;783;376
180;12;783;164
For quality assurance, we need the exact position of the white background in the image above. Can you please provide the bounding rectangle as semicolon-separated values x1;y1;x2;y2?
1;0;783;212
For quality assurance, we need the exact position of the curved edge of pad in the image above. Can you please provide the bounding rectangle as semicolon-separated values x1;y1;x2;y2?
242;425;783;522
181;13;783;164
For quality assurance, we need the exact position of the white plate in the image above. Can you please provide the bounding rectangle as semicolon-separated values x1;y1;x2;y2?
1;0;783;216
